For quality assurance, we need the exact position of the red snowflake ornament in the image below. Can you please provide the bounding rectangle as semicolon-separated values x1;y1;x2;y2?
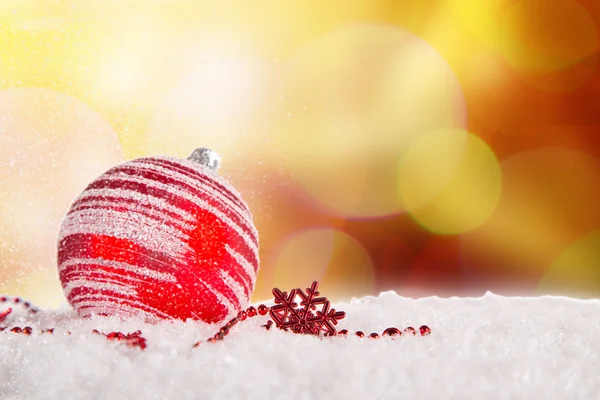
269;281;345;336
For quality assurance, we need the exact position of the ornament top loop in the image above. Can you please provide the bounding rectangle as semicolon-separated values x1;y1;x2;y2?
188;148;221;172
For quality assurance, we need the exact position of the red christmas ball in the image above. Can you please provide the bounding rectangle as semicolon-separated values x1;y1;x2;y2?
57;148;259;323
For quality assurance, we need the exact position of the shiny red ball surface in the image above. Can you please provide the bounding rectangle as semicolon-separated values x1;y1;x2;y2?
57;156;259;323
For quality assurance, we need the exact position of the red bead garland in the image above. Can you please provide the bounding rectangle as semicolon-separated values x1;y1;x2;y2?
0;309;12;323
193;303;432;346
1;281;432;350
192;281;431;346
0;295;40;323
93;330;147;350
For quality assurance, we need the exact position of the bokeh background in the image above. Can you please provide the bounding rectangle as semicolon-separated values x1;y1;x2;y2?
0;0;599;307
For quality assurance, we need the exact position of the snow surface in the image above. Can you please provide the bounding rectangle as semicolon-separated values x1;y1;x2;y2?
1;292;599;399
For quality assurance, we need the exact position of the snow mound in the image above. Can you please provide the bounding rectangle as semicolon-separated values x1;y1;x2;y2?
1;292;599;399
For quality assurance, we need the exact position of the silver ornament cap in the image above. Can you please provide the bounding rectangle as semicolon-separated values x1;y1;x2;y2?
188;148;221;172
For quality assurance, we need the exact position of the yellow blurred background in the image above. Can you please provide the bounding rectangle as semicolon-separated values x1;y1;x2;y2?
0;0;599;307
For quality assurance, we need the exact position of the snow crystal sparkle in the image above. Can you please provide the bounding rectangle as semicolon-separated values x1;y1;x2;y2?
57;148;259;324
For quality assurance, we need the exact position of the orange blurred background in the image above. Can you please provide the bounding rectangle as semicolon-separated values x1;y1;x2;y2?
0;0;599;307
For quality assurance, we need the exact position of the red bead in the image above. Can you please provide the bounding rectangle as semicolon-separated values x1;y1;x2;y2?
224;320;236;330
382;327;401;337
57;153;259;324
355;331;365;338
338;329;348;335
240;311;247;321
13;298;20;304
419;325;431;336
247;306;257;317
23;327;32;335
257;304;269;316
369;333;379;339
11;327;22;333
219;326;229;335
0;297;6;302
404;327;416;335
0;308;12;322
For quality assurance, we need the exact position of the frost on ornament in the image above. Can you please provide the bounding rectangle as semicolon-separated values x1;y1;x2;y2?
57;148;259;324
269;281;346;336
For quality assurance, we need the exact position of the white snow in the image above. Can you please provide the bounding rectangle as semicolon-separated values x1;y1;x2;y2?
1;292;599;399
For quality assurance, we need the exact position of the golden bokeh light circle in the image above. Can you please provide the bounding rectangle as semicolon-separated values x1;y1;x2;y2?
271;227;375;301
275;24;466;218
500;0;599;92
398;129;502;235
461;147;600;276
539;230;600;297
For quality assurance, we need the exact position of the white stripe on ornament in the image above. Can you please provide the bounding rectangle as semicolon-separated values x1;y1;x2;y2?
75;188;196;224
64;206;190;243
153;157;251;214
98;174;259;258
225;244;257;286
162;258;237;316
63;278;138;298
188;274;236;316
61;266;148;287
72;294;173;319
71;199;196;232
59;257;177;283
131;161;255;234
219;269;249;308
77;303;138;318
59;208;192;259
219;263;251;295
76;301;163;321
108;164;258;245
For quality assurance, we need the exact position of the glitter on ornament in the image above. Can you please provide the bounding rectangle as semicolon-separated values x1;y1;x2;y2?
57;148;259;324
